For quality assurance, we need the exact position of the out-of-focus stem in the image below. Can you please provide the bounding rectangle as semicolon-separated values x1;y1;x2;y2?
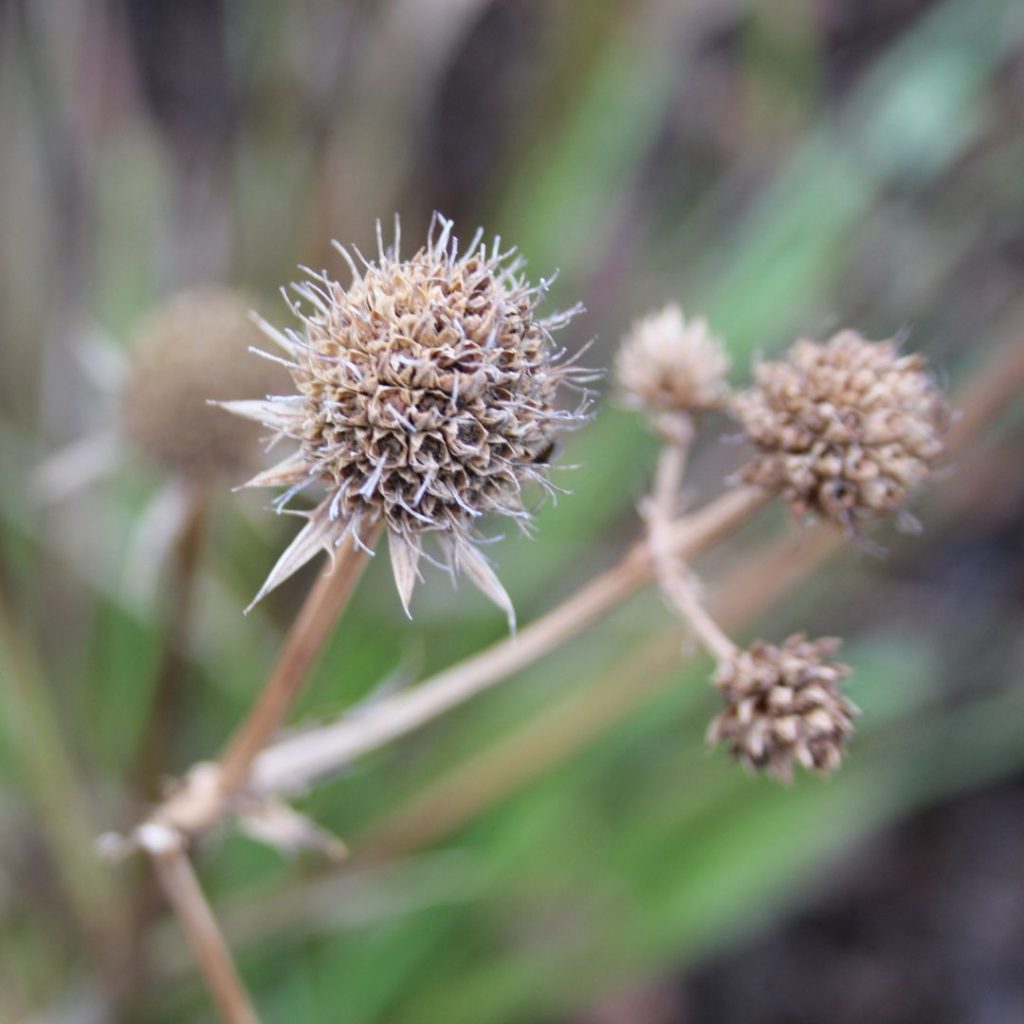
133;483;211;800
144;827;258;1024
646;424;738;665
0;582;129;987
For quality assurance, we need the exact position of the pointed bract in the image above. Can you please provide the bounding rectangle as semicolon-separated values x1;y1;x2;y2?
388;530;422;618
241;215;590;628
218;399;301;433
246;500;340;611
452;539;516;633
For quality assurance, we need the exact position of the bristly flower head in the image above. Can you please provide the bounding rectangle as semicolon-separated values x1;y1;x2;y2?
122;288;286;482
733;330;949;530
708;634;857;781
223;214;591;623
616;304;730;417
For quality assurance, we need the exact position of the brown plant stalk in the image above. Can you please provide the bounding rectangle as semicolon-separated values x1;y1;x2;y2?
250;484;771;797
355;526;843;861
645;416;738;665
143;824;259;1024
134;484;212;801
218;525;381;801
351;330;1024;858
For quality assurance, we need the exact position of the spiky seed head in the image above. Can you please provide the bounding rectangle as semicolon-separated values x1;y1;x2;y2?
733;330;949;529
223;215;589;621
616;304;730;416
708;633;857;781
122;288;286;482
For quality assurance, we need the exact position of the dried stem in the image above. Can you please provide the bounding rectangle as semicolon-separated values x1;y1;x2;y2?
144;827;259;1024
356;526;841;861
646;416;738;665
354;333;1024;861
251;484;771;796
217;524;380;801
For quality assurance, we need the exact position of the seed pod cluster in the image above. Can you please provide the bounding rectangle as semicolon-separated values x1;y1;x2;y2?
708;634;857;781
733;331;948;528
616;304;730;416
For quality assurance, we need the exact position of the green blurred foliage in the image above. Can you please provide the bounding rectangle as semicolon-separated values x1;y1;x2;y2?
1;0;1024;1021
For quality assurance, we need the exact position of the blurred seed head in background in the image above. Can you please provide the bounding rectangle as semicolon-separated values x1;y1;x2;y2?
121;287;286;483
616;303;731;418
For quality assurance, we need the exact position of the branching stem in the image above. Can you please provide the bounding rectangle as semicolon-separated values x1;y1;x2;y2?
250;484;769;796
645;415;738;665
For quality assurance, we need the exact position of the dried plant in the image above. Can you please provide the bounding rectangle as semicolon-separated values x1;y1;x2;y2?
224;214;591;622
108;222;960;1024
617;303;731;418
708;634;857;780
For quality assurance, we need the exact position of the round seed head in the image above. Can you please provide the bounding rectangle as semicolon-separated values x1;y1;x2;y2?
225;215;589;621
733;330;949;528
616;304;730;416
122;288;285;481
708;633;857;781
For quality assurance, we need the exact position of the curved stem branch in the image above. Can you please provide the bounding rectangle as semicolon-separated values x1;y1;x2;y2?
251;485;770;796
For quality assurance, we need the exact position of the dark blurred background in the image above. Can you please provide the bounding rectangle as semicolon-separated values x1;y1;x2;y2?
1;1;1024;1021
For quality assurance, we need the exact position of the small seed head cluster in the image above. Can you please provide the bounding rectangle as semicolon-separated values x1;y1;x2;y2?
122;288;285;482
733;330;948;528
616;304;730;417
708;634;857;781
226;215;589;619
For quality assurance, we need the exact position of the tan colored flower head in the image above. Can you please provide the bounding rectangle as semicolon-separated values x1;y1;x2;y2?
224;215;590;622
708;633;857;781
616;304;730;416
121;288;287;482
733;330;949;529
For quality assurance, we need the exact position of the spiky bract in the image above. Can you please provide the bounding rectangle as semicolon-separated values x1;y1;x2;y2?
225;215;589;621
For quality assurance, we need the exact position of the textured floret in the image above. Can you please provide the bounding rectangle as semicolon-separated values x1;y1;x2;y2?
224;215;590;622
733;331;948;529
708;633;857;781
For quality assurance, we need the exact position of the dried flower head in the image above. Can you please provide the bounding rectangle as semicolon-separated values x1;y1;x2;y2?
733;330;949;529
122;288;285;481
224;215;589;621
708;634;857;781
616;304;730;416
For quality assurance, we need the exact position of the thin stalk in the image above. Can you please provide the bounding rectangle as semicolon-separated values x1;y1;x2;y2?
646;417;738;665
217;525;380;801
251;485;771;796
144;827;258;1024
355;525;842;861
134;484;211;800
